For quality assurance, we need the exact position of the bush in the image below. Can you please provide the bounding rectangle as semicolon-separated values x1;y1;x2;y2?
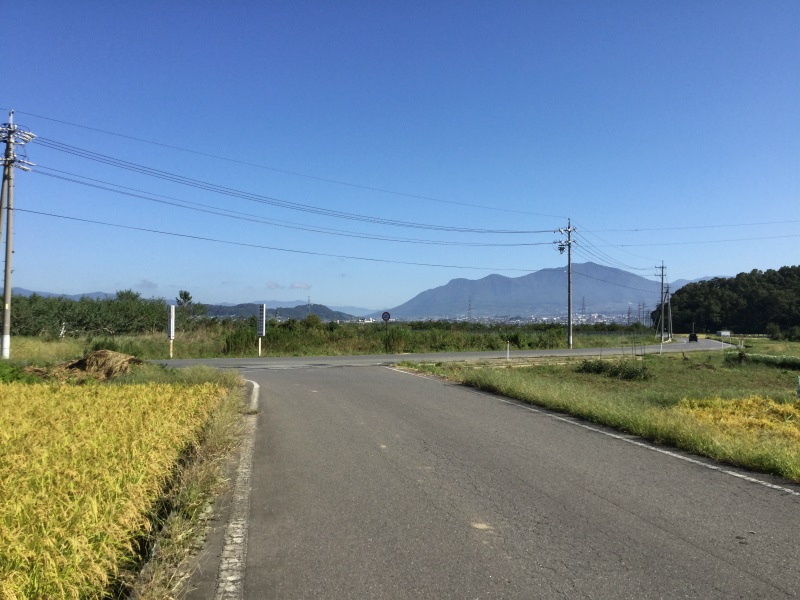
765;322;782;340
0;362;38;383
607;361;650;380
223;323;257;355
576;358;650;380
576;359;608;374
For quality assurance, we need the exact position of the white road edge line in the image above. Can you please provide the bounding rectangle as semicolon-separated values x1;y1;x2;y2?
215;379;259;599
386;366;800;497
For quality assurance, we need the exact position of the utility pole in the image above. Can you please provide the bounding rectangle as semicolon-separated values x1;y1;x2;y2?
666;284;673;341
468;295;472;322
555;219;575;349
656;262;666;343
0;110;35;360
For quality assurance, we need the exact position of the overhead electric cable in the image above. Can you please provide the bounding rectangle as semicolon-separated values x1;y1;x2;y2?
572;271;660;294
16;208;542;273
614;235;800;247
10;108;565;219
570;221;654;269
34;137;554;234
572;231;651;271
589;220;800;232
32;167;554;248
572;221;658;263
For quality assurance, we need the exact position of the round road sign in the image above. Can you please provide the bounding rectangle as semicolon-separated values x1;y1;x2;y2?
382;312;391;322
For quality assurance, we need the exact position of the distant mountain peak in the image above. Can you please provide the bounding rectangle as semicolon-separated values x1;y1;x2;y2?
384;263;680;319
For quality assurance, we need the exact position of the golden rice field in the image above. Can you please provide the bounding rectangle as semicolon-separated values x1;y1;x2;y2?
676;395;800;443
0;382;230;599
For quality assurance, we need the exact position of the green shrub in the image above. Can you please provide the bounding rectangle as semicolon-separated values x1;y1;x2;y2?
223;323;257;355
576;359;609;374
576;358;649;380
607;361;650;380
0;362;38;383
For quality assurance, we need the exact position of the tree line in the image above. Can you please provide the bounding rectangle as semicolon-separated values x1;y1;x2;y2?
663;265;800;338
10;290;203;338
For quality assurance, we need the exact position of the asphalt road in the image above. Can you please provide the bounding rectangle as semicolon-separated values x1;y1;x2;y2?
161;336;726;371
229;361;799;599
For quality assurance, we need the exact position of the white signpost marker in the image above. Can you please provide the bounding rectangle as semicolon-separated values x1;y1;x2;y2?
257;304;267;357
168;304;176;358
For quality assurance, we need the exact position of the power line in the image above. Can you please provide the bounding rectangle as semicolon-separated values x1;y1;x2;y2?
34;137;555;235
573;226;658;263
16;208;542;273
31;167;555;248
571;220;655;269
572;232;651;271
614;234;800;247
572;270;660;295
571;235;651;272
590;220;800;232
10;108;566;219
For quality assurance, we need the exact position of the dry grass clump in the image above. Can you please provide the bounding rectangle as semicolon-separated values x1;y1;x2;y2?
66;350;145;380
0;381;229;599
22;350;143;384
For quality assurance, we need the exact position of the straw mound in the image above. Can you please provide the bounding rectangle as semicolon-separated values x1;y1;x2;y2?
66;350;144;380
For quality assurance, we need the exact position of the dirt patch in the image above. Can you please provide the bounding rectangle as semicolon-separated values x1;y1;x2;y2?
25;350;144;383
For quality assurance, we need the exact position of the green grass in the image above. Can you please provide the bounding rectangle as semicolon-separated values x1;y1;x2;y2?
8;336;85;364
8;326;659;361
739;337;800;359
403;351;800;482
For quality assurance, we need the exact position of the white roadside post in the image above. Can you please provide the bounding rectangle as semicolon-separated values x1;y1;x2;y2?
257;304;267;357
168;305;175;358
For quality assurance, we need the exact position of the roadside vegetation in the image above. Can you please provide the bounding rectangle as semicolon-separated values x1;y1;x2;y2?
403;346;800;483
0;353;244;599
11;296;659;361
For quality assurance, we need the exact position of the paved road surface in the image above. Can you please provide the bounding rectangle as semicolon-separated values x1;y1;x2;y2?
201;361;798;599
162;336;726;371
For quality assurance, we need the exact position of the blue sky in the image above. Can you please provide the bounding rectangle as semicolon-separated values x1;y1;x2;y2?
4;1;798;310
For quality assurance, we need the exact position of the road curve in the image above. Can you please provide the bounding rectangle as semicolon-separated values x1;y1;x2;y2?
186;358;798;599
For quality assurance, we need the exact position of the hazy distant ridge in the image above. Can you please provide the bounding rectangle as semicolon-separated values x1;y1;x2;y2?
384;262;698;319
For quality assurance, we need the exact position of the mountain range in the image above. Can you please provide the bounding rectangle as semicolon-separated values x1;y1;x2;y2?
13;263;705;321
381;262;699;320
